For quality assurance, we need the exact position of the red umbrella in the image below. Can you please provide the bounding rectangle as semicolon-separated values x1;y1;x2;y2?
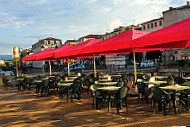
22;48;53;61
54;38;102;59
35;44;74;60
133;18;190;49
80;30;149;55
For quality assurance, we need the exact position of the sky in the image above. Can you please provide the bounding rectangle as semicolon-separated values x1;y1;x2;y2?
0;0;187;55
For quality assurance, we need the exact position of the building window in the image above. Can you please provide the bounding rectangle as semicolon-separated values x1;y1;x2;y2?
159;21;162;26
151;23;153;28
54;40;56;44
48;40;50;45
154;22;157;27
147;24;150;29
143;25;146;30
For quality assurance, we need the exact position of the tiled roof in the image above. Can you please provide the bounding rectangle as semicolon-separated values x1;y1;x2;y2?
79;34;102;39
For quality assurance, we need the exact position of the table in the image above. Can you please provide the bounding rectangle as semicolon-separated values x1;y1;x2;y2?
62;80;74;83
96;82;118;86
58;82;73;102
97;86;121;112
48;76;56;78
160;85;190;114
16;78;24;81
99;79;112;82
68;77;77;80
144;81;167;88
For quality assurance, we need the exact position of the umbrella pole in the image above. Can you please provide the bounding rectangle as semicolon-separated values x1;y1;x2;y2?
93;55;96;78
67;59;70;76
133;49;137;82
49;61;52;75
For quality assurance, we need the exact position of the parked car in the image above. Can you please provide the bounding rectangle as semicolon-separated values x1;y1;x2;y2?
4;71;14;76
64;64;85;71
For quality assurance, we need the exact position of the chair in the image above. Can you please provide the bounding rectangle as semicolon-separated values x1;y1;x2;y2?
41;79;49;95
24;77;33;90
114;86;128;114
136;82;150;103
180;81;190;112
174;77;186;85
151;86;171;116
70;78;82;102
89;84;103;109
116;81;125;87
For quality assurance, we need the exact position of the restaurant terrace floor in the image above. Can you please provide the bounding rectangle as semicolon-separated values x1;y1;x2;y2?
0;86;190;127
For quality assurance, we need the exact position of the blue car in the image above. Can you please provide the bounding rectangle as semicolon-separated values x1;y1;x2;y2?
65;64;85;71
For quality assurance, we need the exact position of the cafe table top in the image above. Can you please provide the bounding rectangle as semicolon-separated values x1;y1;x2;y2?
61;80;73;83
48;76;56;78
68;77;77;79
34;80;43;83
99;79;112;82
97;86;121;91
96;82;118;86
144;81;167;85
58;82;72;87
16;78;25;81
160;85;190;91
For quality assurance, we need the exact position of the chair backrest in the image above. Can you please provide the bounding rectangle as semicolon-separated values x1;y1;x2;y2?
71;83;81;93
136;82;146;93
174;77;185;85
182;81;190;86
89;84;99;92
43;79;49;87
115;86;128;100
116;81;125;87
151;86;162;101
73;77;82;84
167;80;174;85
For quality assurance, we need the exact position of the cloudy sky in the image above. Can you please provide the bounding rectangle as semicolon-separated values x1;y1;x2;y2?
0;0;187;55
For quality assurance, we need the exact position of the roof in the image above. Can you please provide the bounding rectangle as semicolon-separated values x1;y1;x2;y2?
65;40;78;42
79;34;102;39
141;17;163;25
40;37;61;41
163;4;190;13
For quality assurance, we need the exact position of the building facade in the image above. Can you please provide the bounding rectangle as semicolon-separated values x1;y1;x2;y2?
163;1;190;27
65;40;78;45
162;1;190;63
78;34;102;43
141;17;164;32
32;37;62;68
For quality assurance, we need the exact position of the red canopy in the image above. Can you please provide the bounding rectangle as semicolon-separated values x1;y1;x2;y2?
54;39;102;59
22;48;53;61
133;18;190;49
35;44;74;60
79;30;150;56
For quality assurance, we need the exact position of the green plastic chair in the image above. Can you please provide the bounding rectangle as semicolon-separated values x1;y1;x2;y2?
89;84;103;109
114;86;128;114
41;79;49;95
151;86;171;116
116;81;125;87
70;79;82;101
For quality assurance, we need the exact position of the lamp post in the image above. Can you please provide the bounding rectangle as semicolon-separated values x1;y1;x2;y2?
12;46;20;78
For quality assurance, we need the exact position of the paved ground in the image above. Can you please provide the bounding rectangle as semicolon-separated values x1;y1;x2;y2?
0;86;190;127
